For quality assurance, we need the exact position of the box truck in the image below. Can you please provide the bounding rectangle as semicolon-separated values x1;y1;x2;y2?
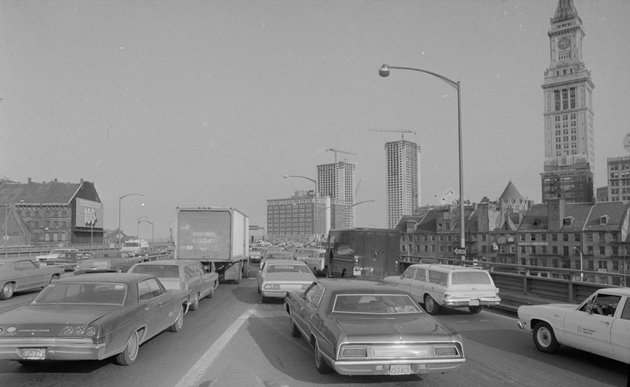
175;207;249;283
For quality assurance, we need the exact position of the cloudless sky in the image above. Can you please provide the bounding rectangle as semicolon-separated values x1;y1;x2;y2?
2;0;629;239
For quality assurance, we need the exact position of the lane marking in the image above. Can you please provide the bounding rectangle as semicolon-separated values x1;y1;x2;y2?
175;308;256;387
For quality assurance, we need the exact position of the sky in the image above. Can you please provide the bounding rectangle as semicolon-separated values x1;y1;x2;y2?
1;0;629;240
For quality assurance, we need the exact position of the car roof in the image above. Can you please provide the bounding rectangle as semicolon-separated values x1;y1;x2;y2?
264;259;306;266
598;287;630;297
318;279;408;294
132;259;198;267
56;273;154;284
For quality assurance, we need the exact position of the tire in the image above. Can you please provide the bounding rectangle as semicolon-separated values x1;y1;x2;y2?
313;339;332;374
468;306;482;314
115;331;140;366
189;296;199;311
533;322;559;353
168;307;184;332
424;295;440;315
50;274;60;282
290;319;300;338
0;282;15;300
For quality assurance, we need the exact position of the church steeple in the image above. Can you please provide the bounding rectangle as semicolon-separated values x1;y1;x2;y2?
552;0;579;23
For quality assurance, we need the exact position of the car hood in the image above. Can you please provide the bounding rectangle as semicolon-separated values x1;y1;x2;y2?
382;276;402;283
333;313;459;342
263;272;315;282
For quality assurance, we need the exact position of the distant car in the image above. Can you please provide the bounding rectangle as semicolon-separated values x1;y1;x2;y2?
257;259;316;303
248;249;263;264
128;260;218;311
284;279;466;375
0;259;64;300
383;264;500;314
120;239;150;258
259;251;294;269
517;287;630;364
0;273;187;365
75;255;146;274
35;248;88;272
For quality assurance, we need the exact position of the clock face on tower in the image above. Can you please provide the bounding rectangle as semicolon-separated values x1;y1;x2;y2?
558;37;571;50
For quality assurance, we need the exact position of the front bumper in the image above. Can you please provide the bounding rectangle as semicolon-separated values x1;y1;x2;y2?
0;337;107;361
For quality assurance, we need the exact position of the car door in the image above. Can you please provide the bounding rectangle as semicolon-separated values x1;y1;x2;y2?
610;296;630;363
393;267;416;294
410;267;427;301
184;264;203;297
293;283;323;336
562;293;620;358
14;260;47;291
137;278;173;338
197;264;215;298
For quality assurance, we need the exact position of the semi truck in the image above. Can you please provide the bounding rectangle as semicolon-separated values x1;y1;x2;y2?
175;207;249;283
325;228;401;280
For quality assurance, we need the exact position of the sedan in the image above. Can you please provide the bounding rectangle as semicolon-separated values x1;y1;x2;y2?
284;279;466;376
259;251;294;269
517;287;630;364
0;258;64;300
128;260;218;311
257;259;315;303
36;248;88;272
0;273;187;365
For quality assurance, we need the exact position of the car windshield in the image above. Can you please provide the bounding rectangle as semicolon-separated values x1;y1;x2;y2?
267;264;311;274
131;265;180;278
451;271;492;285
32;282;127;305
333;294;422;314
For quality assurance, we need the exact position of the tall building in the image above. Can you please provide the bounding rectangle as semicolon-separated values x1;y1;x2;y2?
317;161;356;228
541;0;595;204
385;140;420;229
607;156;630;202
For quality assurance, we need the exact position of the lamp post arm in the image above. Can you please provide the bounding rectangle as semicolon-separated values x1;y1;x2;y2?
383;65;459;90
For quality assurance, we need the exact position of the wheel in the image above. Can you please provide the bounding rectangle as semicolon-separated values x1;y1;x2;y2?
50;274;60;282
115;331;140;366
533;322;559;353
313;339;332;374
0;282;15;300
290;319;300;338
168;307;184;332
424;295;440;315
468;306;482;314
189;296;199;311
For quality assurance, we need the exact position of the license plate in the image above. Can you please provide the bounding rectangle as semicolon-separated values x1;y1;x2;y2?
389;364;412;375
19;348;46;360
469;299;480;306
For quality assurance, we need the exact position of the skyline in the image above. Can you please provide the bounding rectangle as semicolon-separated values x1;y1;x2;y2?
2;1;630;239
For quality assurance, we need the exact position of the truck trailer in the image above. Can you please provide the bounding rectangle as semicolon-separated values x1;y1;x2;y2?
326;228;401;280
175;207;249;283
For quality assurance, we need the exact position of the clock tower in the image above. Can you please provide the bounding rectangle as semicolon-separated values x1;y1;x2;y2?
541;0;595;204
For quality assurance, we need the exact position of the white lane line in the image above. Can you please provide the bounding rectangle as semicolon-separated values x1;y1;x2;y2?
175;308;256;387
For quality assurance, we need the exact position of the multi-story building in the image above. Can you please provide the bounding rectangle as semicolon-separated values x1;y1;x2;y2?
266;190;345;243
541;0;595;204
596;186;609;202
0;178;103;245
385;140;420;229
397;182;630;286
317;161;356;228
607;155;630;202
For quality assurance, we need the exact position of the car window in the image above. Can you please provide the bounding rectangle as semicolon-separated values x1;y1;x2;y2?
428;270;448;286
15;260;38;270
138;279;165;300
333;294;422;314
413;268;426;281
32;282;127;305
267;264;311;274
620;298;630;320
402;267;416;279
304;283;324;306
184;265;198;279
582;293;621;317
132;264;180;278
451;271;492;285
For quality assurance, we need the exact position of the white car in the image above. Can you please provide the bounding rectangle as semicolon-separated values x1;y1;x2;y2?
257;259;315;303
517;287;630;364
383;264;500;314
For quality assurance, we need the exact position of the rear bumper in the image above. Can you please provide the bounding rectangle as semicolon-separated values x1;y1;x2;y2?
330;358;465;376
443;297;501;307
0;337;107;361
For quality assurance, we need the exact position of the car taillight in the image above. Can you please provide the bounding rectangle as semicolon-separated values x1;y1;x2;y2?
263;284;280;290
340;345;368;358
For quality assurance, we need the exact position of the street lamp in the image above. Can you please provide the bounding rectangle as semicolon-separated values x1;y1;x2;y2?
350;200;375;208
574;246;584;282
137;217;154;242
118;193;144;243
283;174;318;196
379;64;465;261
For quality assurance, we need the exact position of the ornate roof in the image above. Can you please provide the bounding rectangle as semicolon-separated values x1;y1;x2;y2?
552;0;579;23
499;180;523;203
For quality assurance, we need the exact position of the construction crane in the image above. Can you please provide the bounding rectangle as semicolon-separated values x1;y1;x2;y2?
368;129;417;140
325;148;357;163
